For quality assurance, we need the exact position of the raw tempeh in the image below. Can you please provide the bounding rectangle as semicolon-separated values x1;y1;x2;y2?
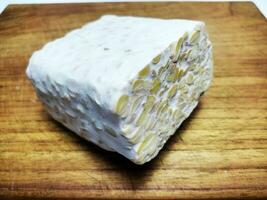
26;15;213;164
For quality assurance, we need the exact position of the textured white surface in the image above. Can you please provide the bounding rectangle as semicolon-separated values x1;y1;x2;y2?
27;15;213;164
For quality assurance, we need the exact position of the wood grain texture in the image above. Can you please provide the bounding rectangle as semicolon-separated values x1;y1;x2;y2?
0;2;267;199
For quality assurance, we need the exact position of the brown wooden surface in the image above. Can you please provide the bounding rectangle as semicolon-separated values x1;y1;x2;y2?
0;2;267;199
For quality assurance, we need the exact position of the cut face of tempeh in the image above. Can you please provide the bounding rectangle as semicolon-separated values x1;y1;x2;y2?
26;15;213;164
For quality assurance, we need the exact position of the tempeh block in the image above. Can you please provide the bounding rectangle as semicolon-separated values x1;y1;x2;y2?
26;15;213;164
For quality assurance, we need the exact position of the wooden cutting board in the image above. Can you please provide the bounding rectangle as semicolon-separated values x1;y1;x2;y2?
0;2;266;199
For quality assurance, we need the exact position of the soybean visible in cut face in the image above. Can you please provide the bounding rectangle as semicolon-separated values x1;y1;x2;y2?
190;30;201;44
132;79;151;92
138;65;150;78
175;68;184;81
116;95;129;115
166;68;178;82
183;31;189;40
130;95;144;114
176;37;183;55
136;110;149;127
150;79;161;94
152;54;161;64
137;133;156;154
143;95;156;112
168;85;178;99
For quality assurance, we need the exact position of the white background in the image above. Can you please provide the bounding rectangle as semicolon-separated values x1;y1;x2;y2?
0;0;266;18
